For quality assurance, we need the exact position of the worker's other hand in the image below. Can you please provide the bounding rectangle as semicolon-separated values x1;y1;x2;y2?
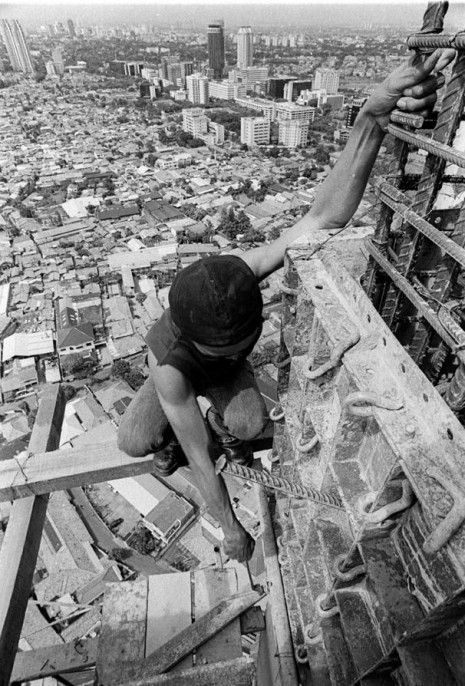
223;521;255;563
364;48;456;131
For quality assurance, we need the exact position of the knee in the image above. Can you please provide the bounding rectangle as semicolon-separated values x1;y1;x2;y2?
117;421;161;458
224;408;268;441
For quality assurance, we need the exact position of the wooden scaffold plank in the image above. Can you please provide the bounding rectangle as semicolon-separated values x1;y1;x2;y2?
11;637;98;682
0;385;66;686
0;440;155;502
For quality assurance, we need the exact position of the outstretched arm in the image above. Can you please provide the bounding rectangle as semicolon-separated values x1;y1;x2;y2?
243;48;455;280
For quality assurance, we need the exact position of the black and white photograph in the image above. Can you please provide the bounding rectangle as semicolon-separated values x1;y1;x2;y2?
0;0;464;683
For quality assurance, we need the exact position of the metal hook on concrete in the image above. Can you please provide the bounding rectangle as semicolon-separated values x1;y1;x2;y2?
281;281;299;297
295;645;309;663
305;331;360;380
333;553;366;582
269;405;285;422
343;391;404;417
364;479;414;524
305;622;322;645
424;467;465;554
296;433;319;453
316;592;339;618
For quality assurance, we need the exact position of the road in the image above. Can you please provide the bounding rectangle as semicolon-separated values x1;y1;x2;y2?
69;487;173;576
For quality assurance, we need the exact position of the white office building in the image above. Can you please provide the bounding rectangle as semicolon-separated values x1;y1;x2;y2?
313;68;340;95
237;26;253;69
278;120;309;148
276;102;316;124
182;108;209;137
186;74;209;105
240;117;270;146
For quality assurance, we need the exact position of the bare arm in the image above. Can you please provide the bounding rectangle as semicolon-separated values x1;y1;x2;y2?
243;49;455;280
148;351;254;562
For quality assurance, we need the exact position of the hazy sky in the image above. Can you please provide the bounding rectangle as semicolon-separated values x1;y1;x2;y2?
2;1;464;30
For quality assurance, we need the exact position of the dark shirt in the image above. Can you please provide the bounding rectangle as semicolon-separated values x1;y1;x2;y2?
146;309;261;392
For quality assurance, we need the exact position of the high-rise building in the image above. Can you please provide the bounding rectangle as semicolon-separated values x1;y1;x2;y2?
67;19;76;38
182;108;209;137
345;98;365;127
186;74;209;105
237;26;253;69
313;68;340;95
284;79;313;102
207;20;224;80
278;120;309;148
240;117;270;146
267;77;293;99
276;102;316;125
0;19;34;74
52;47;65;76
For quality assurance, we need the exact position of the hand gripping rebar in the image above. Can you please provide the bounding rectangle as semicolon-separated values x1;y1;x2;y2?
214;455;343;510
305;330;360;380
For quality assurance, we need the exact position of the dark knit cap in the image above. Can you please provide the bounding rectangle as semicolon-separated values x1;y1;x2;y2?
169;255;263;346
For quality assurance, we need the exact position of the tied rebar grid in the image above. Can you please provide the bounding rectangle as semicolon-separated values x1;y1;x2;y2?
364;137;410;302
378;181;465;269
380;52;465;333
404;54;465;366
221;461;344;510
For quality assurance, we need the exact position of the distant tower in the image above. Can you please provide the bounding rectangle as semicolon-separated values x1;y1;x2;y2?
207;20;224;80
237;26;253;70
0;19;34;74
67;19;76;38
52;47;65;75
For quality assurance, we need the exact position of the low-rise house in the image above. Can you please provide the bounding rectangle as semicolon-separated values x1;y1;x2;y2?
0;363;38;403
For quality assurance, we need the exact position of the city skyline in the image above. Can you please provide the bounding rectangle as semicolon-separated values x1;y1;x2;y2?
3;3;464;29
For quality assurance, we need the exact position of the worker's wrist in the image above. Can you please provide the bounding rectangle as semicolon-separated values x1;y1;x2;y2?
356;106;388;136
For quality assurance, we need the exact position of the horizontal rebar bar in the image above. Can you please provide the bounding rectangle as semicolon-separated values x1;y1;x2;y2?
221;461;344;510
407;32;465;50
390;110;425;129
387;124;465;168
377;180;465;269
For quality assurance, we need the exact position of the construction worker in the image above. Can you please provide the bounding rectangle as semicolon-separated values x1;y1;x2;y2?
118;49;455;562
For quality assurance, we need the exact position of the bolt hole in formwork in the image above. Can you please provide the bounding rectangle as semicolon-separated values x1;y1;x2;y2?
401;363;406;373
367;314;371;323
314;284;324;290
447;428;454;440
423;393;429;402
383;337;387;346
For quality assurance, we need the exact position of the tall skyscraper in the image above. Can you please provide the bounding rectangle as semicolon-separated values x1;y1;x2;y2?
0;19;34;74
237;26;253;69
67;20;76;38
207;20;224;80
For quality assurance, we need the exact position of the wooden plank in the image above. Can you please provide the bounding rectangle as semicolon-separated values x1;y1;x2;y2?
194;569;242;666
116;590;264;683
146;572;192;671
117;656;255;686
0;385;65;686
11;638;98;681
97;578;148;686
0;440;155;502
